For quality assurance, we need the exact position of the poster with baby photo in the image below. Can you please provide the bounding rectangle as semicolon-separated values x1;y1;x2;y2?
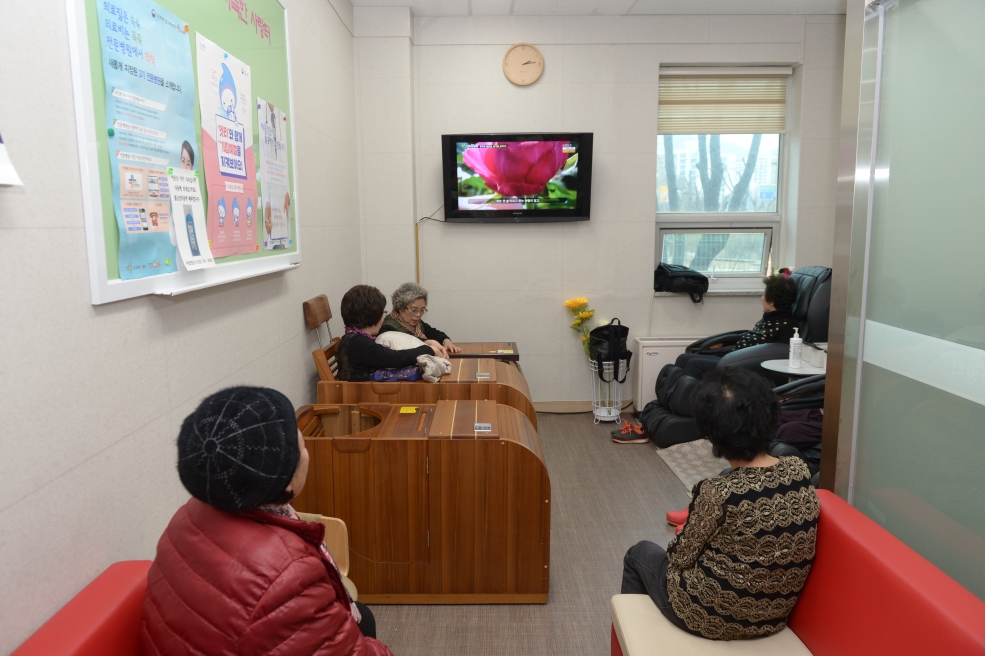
257;97;290;250
196;33;258;257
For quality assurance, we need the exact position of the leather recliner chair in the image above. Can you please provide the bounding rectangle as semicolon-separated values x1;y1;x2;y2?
715;265;832;384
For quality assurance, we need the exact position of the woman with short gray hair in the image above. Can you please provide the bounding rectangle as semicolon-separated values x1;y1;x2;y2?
379;282;462;354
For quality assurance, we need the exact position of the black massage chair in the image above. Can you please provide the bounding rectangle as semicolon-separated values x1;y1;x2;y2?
685;266;833;386
642;368;825;486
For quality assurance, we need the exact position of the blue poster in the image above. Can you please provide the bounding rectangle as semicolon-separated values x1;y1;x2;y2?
96;0;196;280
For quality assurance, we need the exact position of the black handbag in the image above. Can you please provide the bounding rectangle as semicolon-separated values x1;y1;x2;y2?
588;318;632;383
654;263;709;303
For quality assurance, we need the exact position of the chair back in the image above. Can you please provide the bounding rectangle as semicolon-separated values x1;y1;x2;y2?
303;295;340;380
789;266;832;342
312;337;341;381
303;294;333;331
12;561;151;656
294;512;350;577
788;490;984;656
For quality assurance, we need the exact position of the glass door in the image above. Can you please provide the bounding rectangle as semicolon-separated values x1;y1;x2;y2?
841;0;985;598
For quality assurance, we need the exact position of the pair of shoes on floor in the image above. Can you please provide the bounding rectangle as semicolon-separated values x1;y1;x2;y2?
666;508;689;526
611;419;649;444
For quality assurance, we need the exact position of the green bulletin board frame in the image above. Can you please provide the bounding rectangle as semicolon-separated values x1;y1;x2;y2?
66;0;301;303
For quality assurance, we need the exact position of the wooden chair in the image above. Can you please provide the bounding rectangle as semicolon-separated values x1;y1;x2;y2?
303;295;340;381
296;511;358;601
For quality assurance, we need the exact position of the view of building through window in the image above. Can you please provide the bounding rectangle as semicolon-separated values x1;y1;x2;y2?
656;134;780;213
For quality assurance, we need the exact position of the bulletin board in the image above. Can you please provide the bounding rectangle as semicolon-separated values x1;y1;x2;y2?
65;0;301;304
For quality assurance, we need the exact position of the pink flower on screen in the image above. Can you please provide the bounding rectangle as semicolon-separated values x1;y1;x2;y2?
462;141;568;197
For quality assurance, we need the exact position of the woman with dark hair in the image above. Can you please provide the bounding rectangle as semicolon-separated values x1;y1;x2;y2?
179;140;195;170
336;284;445;381
620;367;819;640
142;386;394;655
673;273;799;379
378;282;462;354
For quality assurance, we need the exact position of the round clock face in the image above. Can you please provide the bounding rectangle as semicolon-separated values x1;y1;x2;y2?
503;43;544;86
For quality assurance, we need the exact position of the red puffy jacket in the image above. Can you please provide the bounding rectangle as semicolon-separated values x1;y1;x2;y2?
141;499;393;656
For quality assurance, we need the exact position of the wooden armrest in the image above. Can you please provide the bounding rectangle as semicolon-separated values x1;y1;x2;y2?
311;405;341;415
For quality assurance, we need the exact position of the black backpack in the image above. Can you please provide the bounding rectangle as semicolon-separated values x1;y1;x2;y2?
653;263;709;303
588;318;632;383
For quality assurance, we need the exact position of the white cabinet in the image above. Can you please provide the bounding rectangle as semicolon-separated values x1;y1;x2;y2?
633;337;700;412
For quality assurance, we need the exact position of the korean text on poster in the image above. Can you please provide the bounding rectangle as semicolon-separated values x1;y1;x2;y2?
257;98;291;250
97;0;197;279
167;169;214;270
196;34;258;257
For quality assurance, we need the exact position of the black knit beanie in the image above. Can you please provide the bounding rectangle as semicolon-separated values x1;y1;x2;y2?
177;386;299;512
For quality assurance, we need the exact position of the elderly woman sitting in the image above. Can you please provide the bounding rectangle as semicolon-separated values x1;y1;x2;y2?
141;386;394;655
379;282;462;354
620;367;819;641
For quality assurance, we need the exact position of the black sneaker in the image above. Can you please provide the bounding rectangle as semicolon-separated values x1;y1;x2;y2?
611;420;650;444
611;431;650;444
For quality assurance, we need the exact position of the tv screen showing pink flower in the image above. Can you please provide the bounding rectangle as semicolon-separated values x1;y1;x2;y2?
456;139;580;211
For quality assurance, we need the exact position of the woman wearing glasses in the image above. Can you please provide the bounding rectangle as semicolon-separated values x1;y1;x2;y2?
379;282;462;354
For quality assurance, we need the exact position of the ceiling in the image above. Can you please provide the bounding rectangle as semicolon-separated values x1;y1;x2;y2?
348;0;848;17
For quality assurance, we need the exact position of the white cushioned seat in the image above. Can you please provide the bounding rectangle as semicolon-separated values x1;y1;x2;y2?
611;594;811;656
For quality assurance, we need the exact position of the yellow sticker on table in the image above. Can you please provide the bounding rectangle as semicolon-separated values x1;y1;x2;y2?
399;406;418;414
490;350;515;354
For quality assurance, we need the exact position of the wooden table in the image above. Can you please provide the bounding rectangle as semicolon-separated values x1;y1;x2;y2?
294;400;550;604
317;358;536;429
449;341;520;363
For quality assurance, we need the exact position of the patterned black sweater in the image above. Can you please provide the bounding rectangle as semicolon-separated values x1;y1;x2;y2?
665;457;819;640
733;311;796;351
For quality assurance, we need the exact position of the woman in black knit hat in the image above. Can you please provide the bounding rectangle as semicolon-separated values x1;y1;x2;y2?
141;386;393;656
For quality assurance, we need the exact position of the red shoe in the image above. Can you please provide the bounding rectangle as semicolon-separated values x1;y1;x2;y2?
666;508;689;526
675;523;684;535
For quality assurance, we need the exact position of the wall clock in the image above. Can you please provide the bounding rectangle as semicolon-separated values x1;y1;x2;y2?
502;43;544;86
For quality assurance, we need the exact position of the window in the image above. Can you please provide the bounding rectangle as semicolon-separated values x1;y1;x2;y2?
657;134;779;213
658;228;772;277
655;69;790;287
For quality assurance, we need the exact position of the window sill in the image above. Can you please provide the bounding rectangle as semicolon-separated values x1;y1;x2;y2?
654;290;762;298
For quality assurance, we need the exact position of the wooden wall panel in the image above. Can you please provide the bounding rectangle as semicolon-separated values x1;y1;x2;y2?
300;400;549;604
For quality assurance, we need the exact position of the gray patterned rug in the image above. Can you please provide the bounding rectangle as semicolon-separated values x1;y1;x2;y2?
656;439;730;492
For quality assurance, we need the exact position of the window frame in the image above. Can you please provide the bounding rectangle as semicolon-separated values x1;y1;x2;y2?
655;130;786;289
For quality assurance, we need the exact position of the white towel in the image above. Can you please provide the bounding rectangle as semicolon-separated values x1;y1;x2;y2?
376;331;451;383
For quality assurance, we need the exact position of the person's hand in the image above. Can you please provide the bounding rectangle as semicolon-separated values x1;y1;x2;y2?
709;343;724;350
425;340;447;359
443;339;462;354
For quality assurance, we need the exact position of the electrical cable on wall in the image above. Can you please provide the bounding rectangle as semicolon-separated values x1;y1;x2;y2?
414;204;444;284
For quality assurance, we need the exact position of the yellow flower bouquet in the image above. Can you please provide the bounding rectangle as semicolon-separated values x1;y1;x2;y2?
564;297;595;356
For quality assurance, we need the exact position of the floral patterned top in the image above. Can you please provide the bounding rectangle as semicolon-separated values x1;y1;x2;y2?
665;457;819;640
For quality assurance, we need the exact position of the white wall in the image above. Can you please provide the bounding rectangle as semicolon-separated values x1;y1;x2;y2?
353;12;845;402
0;0;359;652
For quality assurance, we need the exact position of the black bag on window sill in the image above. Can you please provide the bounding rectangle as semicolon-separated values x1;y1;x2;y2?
654;263;709;303
588;318;632;384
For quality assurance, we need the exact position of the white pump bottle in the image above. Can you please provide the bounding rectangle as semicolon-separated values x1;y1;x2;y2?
789;327;803;369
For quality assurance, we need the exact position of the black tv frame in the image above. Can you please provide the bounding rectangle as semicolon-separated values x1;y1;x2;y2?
441;132;593;223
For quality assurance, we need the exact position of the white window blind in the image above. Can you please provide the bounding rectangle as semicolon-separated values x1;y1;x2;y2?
658;74;788;134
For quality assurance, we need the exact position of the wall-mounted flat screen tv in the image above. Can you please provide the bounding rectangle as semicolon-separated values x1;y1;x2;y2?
442;133;593;222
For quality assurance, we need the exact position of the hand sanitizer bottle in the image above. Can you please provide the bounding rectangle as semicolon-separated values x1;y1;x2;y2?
789;328;802;369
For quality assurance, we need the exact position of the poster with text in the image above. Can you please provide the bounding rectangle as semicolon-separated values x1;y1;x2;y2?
257;97;290;249
168;168;214;270
196;34;258;257
97;0;196;279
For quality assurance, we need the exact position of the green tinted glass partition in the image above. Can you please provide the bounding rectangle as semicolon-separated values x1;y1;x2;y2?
841;0;985;598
